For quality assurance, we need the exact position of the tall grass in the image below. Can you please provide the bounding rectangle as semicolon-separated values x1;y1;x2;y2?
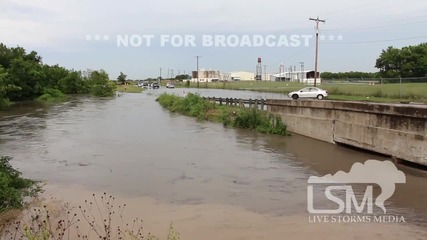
156;93;289;135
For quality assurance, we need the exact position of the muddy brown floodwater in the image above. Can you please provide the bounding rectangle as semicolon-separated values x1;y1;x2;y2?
1;88;426;239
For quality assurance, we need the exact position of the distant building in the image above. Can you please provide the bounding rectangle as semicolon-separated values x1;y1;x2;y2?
272;70;322;84
191;69;220;83
221;71;255;81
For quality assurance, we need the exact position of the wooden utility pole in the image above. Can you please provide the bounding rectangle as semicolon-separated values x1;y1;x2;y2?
195;56;201;88
309;17;325;87
263;65;267;81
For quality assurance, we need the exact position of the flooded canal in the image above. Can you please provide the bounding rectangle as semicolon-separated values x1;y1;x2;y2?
1;88;427;238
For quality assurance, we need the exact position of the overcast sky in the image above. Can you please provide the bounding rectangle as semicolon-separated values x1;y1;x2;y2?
1;0;427;79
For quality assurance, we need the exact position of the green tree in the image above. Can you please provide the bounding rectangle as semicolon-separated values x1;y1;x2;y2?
0;66;10;108
375;43;427;78
89;70;116;97
117;71;127;85
42;64;70;89
5;58;46;100
58;71;88;94
175;74;190;80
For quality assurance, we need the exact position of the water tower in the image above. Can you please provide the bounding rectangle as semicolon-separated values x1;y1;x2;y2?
256;57;262;81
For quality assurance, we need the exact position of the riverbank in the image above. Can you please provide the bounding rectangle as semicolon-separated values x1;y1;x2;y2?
179;82;427;103
156;93;288;135
2;183;426;240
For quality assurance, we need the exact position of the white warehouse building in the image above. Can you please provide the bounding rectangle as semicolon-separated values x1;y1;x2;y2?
271;70;322;84
221;71;255;81
191;69;220;83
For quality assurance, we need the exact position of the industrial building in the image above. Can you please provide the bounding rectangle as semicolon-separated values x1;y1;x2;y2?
227;71;255;81
191;69;220;82
271;70;322;84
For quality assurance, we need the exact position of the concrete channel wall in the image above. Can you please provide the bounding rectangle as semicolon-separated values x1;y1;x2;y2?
267;100;427;166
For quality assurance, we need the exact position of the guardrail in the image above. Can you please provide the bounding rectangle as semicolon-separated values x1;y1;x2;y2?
203;97;268;110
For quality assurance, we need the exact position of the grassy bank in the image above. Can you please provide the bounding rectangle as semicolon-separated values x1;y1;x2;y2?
180;82;427;103
116;84;144;93
36;88;68;102
156;93;289;135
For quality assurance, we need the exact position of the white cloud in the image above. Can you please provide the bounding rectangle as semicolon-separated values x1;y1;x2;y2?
2;0;427;48
1;0;426;77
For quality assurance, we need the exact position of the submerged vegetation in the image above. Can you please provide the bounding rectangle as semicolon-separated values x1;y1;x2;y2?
156;93;289;135
36;88;68;102
0;43;116;108
0;156;42;213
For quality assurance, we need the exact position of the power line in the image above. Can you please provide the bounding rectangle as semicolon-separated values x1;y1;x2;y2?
319;35;427;45
323;19;427;32
322;0;406;19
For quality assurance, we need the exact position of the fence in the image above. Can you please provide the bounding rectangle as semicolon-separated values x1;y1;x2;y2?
319;77;427;100
322;77;427;84
203;97;268;110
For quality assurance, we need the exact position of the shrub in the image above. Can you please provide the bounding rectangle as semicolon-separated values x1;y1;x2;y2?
233;108;288;135
36;88;68;102
91;81;116;97
0;156;43;212
157;93;289;136
0;98;11;109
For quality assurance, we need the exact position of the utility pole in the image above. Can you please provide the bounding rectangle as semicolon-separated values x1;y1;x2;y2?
159;67;162;83
299;62;304;83
263;65;267;81
195;56;201;88
309;17;325;87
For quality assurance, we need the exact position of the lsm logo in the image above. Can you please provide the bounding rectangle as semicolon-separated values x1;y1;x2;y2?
307;160;406;223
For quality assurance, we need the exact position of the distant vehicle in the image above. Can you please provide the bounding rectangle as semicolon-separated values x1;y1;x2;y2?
142;83;149;88
166;83;175;89
288;87;328;100
152;82;160;89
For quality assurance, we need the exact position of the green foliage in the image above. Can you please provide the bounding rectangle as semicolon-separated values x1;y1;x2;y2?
0;156;43;212
233;108;288;135
157;93;289;135
0;43;117;104
37;88;68;102
89;70;116;97
58;71;89;94
42;64;70;89
117;72;127;85
0;66;12;108
321;71;379;80
175;74;190;80
5;57;46;100
375;43;427;78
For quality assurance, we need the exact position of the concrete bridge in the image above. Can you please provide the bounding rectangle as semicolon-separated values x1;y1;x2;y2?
266;100;427;167
205;97;427;166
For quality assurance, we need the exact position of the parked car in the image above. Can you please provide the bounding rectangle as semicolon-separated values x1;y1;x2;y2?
288;87;328;100
166;83;175;89
152;82;160;89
